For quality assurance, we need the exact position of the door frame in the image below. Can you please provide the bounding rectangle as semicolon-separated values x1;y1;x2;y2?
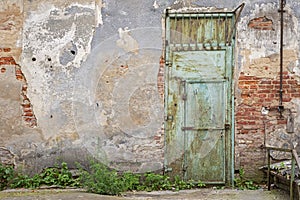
163;9;236;186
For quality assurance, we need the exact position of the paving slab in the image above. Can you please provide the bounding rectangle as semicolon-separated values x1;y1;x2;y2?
0;188;290;200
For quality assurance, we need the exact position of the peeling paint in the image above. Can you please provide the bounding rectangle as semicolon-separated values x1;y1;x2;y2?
2;0;300;181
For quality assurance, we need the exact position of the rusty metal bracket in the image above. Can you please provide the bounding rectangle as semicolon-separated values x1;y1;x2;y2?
226;3;245;44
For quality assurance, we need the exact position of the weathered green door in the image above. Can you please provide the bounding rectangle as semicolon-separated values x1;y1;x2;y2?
164;11;235;185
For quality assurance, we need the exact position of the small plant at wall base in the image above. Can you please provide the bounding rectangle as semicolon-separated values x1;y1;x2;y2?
78;162;206;195
0;164;15;190
79;162;126;195
234;168;260;190
0;162;80;190
1;161;206;195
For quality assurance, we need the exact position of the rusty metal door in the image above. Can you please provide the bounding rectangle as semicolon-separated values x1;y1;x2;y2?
164;11;236;185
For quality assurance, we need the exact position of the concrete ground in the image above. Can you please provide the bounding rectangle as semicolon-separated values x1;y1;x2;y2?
0;188;290;200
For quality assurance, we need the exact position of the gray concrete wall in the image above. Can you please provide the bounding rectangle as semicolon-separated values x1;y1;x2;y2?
1;0;300;180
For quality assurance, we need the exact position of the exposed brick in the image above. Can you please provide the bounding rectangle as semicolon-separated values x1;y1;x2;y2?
287;80;297;84
23;108;32;113
236;67;300;178
249;85;258;89
259;84;273;89
257;89;271;93
239;80;259;85
23;112;34;117
248;16;273;30
239;75;256;80
16;75;24;80
238;85;249;90
260;80;272;84
272;80;287;85
291;93;300;97
10;63;38;128
258;94;267;98
15;69;22;75
282;97;292;102
22;85;28;91
0;57;16;65
3;48;11;52
157;56;164;101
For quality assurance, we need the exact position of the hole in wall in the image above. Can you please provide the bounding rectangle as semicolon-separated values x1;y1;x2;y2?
32;57;36;61
1;68;6;73
48;58;51;61
70;50;76;55
50;115;53;118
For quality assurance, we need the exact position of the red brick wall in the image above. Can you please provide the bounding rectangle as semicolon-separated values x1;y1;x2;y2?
248;16;273;30
236;70;300;180
158;56;164;101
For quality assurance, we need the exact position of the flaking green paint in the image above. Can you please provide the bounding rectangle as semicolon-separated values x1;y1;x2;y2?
164;10;236;186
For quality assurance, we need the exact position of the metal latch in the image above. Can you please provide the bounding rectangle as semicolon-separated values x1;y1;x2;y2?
165;115;173;121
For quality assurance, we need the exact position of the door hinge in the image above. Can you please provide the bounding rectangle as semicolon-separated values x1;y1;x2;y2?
225;124;231;130
164;167;173;172
165;40;169;46
165;60;172;67
182;93;187;100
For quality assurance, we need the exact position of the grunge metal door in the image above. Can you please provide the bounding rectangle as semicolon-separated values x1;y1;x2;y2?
164;11;235;185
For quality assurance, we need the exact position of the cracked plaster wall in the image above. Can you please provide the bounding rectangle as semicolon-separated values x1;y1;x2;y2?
235;1;300;180
0;0;170;174
2;0;300;179
237;3;300;139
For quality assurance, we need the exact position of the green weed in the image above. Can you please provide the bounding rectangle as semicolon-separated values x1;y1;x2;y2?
1;161;206;195
0;164;15;190
234;168;260;190
4;162;79;190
